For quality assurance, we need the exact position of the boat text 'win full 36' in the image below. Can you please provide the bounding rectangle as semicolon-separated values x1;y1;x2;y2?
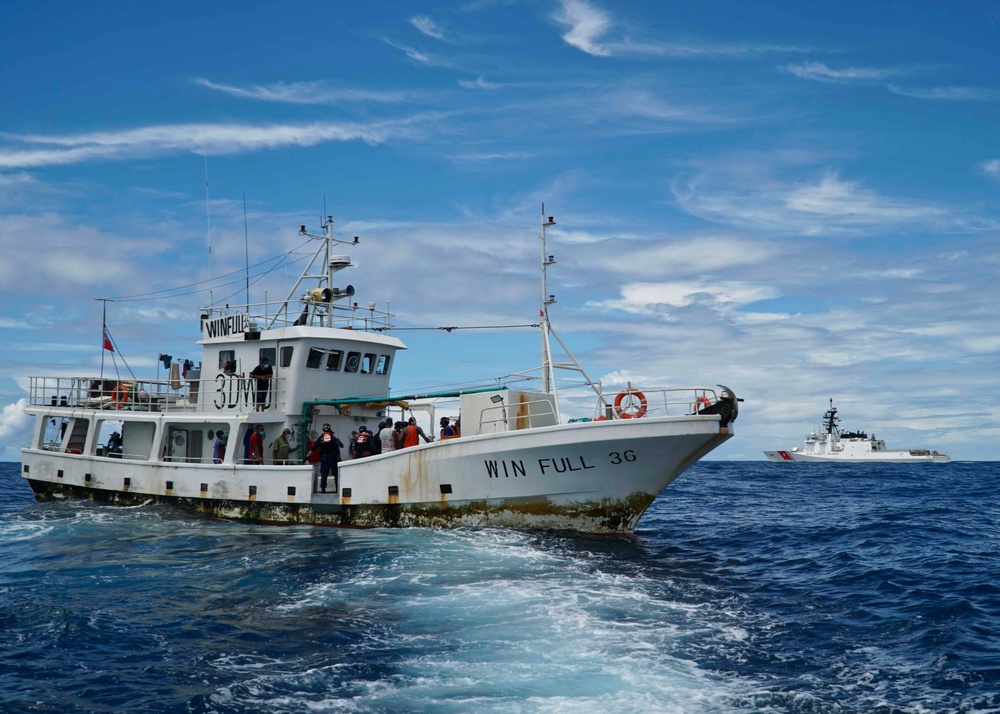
21;211;740;534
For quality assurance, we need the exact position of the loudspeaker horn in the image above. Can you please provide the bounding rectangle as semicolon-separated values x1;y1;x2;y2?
309;288;333;303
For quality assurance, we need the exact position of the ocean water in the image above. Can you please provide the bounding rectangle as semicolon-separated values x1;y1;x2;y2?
1;460;997;714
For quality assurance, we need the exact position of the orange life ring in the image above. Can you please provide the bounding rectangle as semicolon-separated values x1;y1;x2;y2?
696;395;711;412
613;389;647;419
112;384;130;409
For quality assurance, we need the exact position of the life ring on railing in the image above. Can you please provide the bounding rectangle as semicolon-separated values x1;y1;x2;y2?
613;389;647;419
112;384;131;409
695;395;712;413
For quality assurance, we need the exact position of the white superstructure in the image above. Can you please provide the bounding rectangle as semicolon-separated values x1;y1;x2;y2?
764;399;949;464
21;210;741;533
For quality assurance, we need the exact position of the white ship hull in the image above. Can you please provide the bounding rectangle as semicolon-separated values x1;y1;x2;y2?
764;449;950;464
764;400;949;464
23;415;731;533
21;211;742;534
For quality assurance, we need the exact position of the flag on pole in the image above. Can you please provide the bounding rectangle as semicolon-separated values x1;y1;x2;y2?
103;328;114;352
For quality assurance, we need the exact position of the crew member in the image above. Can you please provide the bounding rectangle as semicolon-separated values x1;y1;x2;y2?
308;424;342;492
403;417;431;447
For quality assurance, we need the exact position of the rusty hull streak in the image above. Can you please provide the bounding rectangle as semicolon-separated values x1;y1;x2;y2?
28;480;656;533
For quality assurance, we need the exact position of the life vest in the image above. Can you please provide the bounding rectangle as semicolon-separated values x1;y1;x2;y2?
112;384;131;409
354;432;374;456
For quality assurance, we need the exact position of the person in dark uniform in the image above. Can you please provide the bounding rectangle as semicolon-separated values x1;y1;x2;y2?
307;423;342;492
249;356;273;412
353;426;377;458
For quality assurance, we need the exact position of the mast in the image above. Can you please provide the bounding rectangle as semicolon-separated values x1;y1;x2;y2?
267;216;357;329
823;398;840;435
540;206;557;395
536;207;605;421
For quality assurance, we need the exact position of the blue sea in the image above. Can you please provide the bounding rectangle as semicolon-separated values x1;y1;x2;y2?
1;460;997;714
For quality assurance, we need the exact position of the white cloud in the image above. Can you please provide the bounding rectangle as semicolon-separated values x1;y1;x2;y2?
606;39;809;59
552;0;613;57
0;120;420;169
0;212;176;297
674;168;951;234
381;37;432;63
607;88;731;125
887;84;1000;101
982;159;1000;177
784;172;943;223
449;150;537;162
570;235;780;277
0;171;36;186
410;15;445;40
193;78;418;104
638;237;778;274
590;280;779;314
552;0;808;58
549;229;609;245
458;76;505;90
0;398;30;449
782;61;902;82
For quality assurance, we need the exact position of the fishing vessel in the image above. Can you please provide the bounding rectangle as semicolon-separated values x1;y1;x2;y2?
764;399;949;463
20;211;740;533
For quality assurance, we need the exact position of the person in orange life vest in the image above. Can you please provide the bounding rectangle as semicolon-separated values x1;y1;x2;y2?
353;426;377;458
439;417;457;439
248;425;265;464
402;417;431;447
307;424;342;492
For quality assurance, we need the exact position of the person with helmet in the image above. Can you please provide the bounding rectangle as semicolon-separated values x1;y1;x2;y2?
353;425;378;458
307;423;342;492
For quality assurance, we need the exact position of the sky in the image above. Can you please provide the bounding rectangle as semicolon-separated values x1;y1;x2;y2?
1;0;998;461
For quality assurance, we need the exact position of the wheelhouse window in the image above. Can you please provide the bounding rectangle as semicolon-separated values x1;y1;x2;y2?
375;355;390;375
344;351;361;373
307;347;343;370
259;347;276;365
219;350;235;373
280;346;294;368
360;353;377;374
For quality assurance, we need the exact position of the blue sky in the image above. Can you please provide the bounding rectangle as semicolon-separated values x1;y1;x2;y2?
1;0;998;461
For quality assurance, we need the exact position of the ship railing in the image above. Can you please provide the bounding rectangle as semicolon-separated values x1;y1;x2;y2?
202;298;395;333
117;451;151;462
26;376;289;414
40;441;150;461
590;386;726;420
476;398;558;434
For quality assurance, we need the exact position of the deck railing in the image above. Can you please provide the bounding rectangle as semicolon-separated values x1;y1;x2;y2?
26;376;288;415
201;298;395;333
589;387;725;421
475;398;558;434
